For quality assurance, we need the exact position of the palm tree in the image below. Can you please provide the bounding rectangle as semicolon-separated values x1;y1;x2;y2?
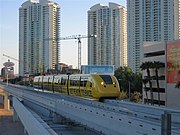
140;61;154;105
142;78;149;104
152;61;165;106
115;66;134;93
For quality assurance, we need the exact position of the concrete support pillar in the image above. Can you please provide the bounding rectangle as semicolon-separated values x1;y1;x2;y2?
13;109;19;122
24;128;27;135
0;95;3;104
4;94;10;110
0;95;3;109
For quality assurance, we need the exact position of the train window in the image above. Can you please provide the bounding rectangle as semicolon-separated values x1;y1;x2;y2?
54;78;58;84
76;80;79;86
48;77;51;84
90;82;92;87
61;78;63;85
99;75;113;84
70;80;73;86
84;81;87;87
64;79;66;85
61;78;66;85
80;80;83;86
71;79;78;86
80;77;88;87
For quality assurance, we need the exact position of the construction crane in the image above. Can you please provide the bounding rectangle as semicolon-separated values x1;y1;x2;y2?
47;34;96;70
3;54;20;62
3;54;30;69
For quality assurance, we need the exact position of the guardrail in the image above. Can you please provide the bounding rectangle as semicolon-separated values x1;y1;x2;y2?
104;99;180;124
13;97;57;135
161;111;180;135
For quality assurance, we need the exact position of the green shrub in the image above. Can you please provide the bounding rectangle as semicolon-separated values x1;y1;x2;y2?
119;90;128;99
131;91;142;103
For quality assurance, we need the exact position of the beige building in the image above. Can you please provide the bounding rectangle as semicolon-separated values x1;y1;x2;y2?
88;3;127;68
19;0;60;76
142;40;180;109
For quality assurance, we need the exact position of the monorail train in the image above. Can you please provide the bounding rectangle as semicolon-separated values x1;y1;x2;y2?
33;74;120;101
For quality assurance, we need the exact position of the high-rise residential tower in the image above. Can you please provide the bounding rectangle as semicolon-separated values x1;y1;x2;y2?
88;3;127;68
19;0;60;76
127;0;180;72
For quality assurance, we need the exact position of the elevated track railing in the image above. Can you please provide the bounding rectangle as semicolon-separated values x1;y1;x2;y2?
161;111;180;135
104;99;180;124
13;97;57;135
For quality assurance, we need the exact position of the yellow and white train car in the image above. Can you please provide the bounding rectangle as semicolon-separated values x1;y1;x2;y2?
33;74;120;101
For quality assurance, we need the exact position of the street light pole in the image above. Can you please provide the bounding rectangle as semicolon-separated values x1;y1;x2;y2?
128;81;131;101
6;74;8;86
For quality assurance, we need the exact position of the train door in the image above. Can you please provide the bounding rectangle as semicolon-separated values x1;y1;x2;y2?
48;77;50;91
43;76;49;90
42;76;44;91
33;77;39;88
60;76;68;94
82;76;92;98
52;76;55;93
38;77;40;89
54;76;61;93
48;76;53;91
86;76;93;98
69;76;81;96
67;75;70;95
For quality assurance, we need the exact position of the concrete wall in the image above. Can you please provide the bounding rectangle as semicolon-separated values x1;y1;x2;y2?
166;84;180;109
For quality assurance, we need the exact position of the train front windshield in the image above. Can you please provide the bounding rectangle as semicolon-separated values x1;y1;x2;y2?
99;75;113;84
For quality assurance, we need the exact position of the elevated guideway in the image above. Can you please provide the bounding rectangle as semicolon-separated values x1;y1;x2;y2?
0;82;180;135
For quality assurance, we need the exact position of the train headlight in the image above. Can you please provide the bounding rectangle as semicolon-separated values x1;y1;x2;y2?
113;82;116;87
101;82;104;85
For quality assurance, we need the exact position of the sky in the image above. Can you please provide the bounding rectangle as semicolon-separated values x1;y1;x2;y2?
0;0;126;74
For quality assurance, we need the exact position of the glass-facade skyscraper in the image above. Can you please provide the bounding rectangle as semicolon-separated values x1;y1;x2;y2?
88;3;127;68
19;0;60;76
127;0;180;72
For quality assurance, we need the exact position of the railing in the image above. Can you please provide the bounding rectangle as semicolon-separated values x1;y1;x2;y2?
161;111;180;135
13;97;57;135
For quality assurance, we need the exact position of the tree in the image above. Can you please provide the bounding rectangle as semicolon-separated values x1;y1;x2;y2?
115;66;142;100
142;78;149;104
115;66;133;93
132;72;142;93
152;61;165;106
140;61;154;105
